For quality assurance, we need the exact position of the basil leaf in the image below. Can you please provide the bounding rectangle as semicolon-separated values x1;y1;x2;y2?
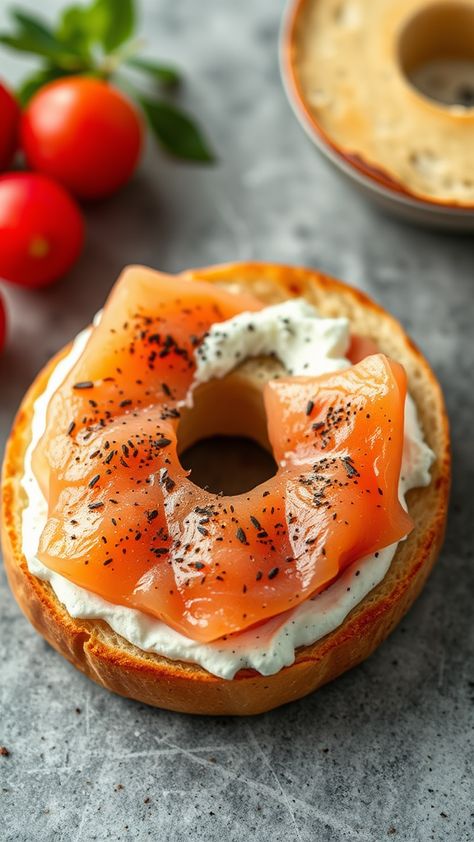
126;57;181;87
93;0;135;52
17;67;69;105
141;98;214;162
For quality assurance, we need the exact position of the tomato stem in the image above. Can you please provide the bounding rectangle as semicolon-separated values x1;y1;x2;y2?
98;37;145;79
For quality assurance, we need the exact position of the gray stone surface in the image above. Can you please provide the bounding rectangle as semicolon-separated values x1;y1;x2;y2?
1;1;473;840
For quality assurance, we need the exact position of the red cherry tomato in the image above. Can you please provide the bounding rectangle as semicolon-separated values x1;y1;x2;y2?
0;290;6;352
0;81;20;170
0;173;84;288
21;77;143;200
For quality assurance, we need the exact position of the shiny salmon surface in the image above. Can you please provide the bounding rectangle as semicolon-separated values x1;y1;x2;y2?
34;267;412;643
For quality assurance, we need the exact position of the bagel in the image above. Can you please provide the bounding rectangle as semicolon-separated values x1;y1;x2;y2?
286;0;474;207
1;263;450;715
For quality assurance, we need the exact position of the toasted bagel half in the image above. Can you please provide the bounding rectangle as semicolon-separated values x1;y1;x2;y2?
1;263;450;715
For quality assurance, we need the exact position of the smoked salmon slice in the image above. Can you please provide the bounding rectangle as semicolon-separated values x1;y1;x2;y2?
33;266;263;497
34;267;412;643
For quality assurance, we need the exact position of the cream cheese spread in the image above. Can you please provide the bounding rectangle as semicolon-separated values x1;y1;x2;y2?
193;299;350;385
21;303;434;680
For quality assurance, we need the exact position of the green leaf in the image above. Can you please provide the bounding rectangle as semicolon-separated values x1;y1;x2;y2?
0;33;38;54
56;5;97;59
11;9;60;48
0;2;135;65
56;0;135;58
141;98;214;163
0;7;85;66
126;57;181;87
17;67;69;105
0;31;78;67
92;0;135;52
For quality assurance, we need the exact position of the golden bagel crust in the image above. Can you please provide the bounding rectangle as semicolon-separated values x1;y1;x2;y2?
1;263;450;715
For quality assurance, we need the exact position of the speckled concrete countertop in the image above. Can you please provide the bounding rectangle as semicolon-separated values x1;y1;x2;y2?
1;1;473;840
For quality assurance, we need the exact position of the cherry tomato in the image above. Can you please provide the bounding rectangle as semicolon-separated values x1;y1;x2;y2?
21;77;143;200
0;173;84;288
0;290;6;353
0;81;20;170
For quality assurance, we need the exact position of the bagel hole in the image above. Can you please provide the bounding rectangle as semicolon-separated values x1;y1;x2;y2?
398;2;474;107
180;436;277;496
177;374;277;495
